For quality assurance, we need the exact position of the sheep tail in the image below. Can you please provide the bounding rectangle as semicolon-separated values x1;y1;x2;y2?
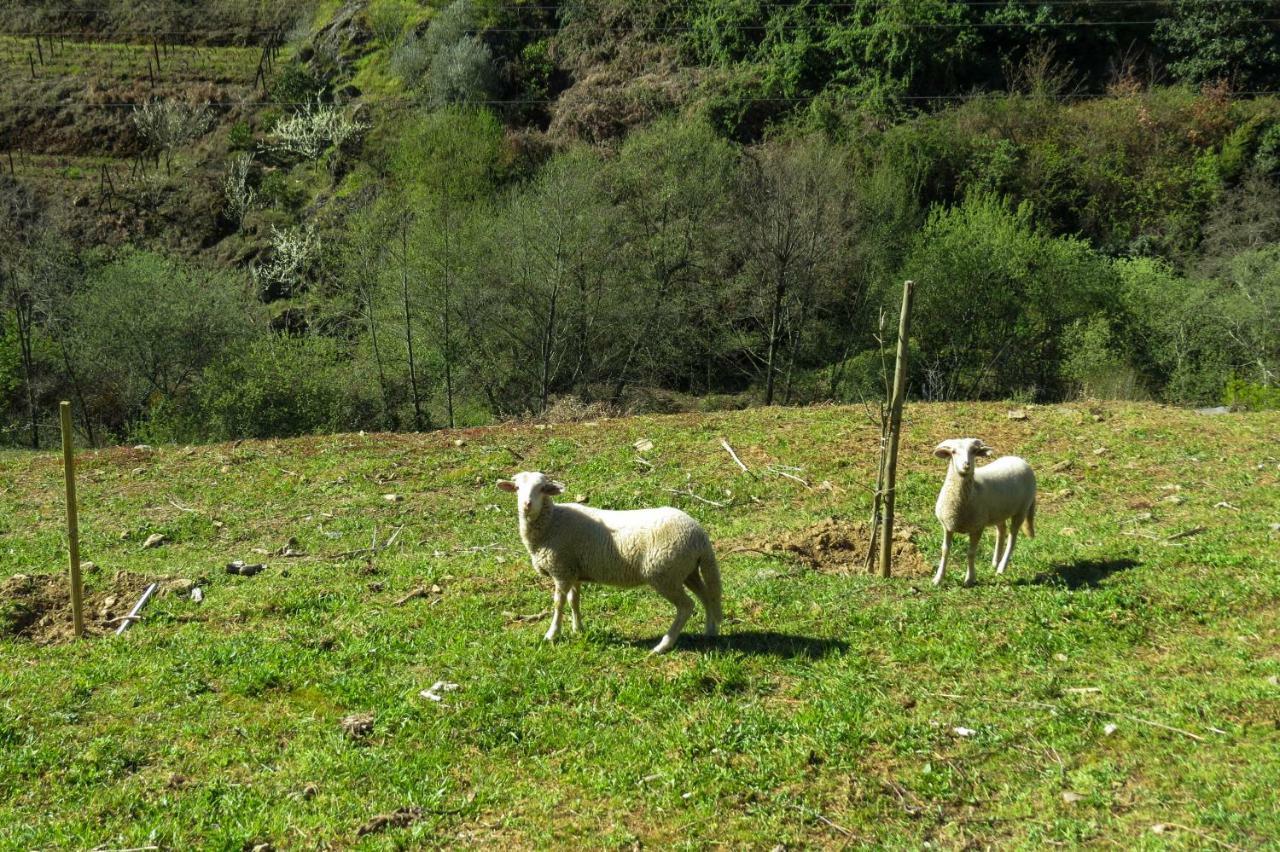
698;543;723;637
1024;497;1036;538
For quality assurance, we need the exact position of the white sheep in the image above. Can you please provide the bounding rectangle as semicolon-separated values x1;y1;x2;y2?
497;471;723;654
932;438;1037;587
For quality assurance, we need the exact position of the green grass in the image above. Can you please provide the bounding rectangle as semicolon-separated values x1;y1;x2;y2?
1;402;1278;848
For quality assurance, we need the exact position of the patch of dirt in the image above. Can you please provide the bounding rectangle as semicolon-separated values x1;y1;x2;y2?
742;517;933;578
0;571;157;644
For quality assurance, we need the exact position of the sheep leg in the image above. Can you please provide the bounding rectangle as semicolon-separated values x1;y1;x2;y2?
997;517;1021;575
545;581;569;642
932;530;953;586
568;583;583;633
682;572;715;636
650;584;695;655
963;533;980;587
992;521;1007;568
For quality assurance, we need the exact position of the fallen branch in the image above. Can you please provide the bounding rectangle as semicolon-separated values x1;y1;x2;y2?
664;487;728;508
927;692;1207;742
766;465;811;488
1167;526;1207;541
394;587;428;606
167;497;200;514
720;438;756;478
790;803;857;839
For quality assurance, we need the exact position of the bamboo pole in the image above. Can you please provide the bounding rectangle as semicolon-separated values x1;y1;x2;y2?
879;280;915;578
60;402;85;638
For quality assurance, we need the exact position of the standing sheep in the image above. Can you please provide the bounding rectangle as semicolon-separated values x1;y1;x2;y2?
497;471;723;654
932;438;1036;587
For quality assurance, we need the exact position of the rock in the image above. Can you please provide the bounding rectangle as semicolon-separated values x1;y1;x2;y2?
142;533;167;549
133;444;153;451
383;493;403;503
226;561;265;577
633;438;655;453
191;587;204;603
1006;408;1028;420
1161;494;1184;505
952;726;976;737
453;438;465;447
341;712;375;739
1092;447;1108;456
1049;459;1073;473
1061;791;1084;804
301;782;318;799
81;561;97;571
1196;406;1230;415
1103;723;1118;735
1054;653;1069;662
1270;523;1280;533
430;584;443;594
164;579;195;596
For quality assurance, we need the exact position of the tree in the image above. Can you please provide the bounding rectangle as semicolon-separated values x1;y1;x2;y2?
71;251;255;435
733;136;856;405
1155;1;1280;89
605;117;737;401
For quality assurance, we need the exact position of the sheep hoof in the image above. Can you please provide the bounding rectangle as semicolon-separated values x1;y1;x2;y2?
962;576;976;588
931;574;943;587
650;639;675;655
543;631;558;643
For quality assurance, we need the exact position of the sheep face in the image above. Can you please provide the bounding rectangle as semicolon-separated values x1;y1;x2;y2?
933;438;993;479
497;471;565;522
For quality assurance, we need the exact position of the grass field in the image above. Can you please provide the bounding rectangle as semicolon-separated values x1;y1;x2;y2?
1;402;1278;848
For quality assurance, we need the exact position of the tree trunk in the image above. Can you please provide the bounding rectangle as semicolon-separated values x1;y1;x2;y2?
400;222;425;431
764;272;787;406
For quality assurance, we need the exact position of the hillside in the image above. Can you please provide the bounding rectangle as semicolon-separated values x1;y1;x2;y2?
2;402;1278;847
3;1;1279;447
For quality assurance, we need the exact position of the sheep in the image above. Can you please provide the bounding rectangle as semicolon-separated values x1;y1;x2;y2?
497;471;723;655
932;438;1036;587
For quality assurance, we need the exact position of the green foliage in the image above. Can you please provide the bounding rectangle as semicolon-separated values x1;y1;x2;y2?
191;334;375;440
903;193;1119;401
227;120;254;151
426;36;497;108
270;62;325;107
1060;317;1142;401
69;250;254;434
1224;378;1280;410
1154;0;1280;89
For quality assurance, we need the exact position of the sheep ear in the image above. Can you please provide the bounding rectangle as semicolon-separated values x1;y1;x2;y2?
933;442;953;459
975;443;994;457
541;480;565;496
496;480;518;492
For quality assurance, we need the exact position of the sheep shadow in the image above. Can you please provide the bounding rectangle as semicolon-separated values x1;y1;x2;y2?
1015;558;1140;590
615;630;848;659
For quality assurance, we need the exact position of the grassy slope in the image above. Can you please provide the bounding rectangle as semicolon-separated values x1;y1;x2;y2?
1;402;1278;849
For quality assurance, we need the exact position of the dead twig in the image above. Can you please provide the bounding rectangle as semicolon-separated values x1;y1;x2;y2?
766;465;811;488
394;587;428;606
664;487;728;508
720;438;756;478
790;803;857;839
1167;526;1207;541
927;692;1208;742
167;497;200;514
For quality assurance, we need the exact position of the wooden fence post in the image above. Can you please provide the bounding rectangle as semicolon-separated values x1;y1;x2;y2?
879;280;915;578
60;402;85;638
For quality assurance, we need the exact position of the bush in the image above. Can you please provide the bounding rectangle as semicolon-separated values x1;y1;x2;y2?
193;335;374;440
427;36;497;107
901;193;1119;400
1224;378;1280;410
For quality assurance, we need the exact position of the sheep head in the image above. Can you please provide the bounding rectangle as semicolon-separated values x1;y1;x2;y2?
933;438;993;479
497;471;565;521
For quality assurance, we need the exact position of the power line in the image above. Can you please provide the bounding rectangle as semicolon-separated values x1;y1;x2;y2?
3;88;1279;113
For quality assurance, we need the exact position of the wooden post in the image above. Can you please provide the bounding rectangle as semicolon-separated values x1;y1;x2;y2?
879;280;915;578
60;402;85;638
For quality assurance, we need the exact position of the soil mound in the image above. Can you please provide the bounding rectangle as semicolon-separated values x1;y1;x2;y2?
1;571;157;644
746;517;933;578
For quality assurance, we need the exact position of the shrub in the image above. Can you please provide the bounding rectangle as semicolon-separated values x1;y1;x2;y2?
268;98;369;160
1224;378;1280;410
221;153;256;226
193;335;375;440
426;36;497;107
